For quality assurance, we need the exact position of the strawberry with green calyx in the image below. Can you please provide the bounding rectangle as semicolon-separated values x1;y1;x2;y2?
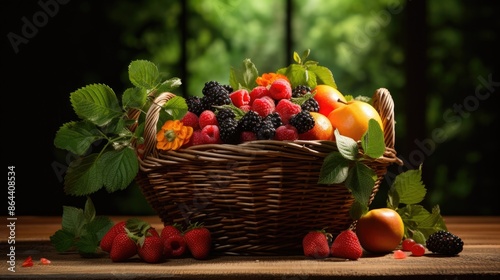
330;229;363;260
302;229;332;259
110;229;139;262
100;221;126;253
183;222;212;260
137;234;164;263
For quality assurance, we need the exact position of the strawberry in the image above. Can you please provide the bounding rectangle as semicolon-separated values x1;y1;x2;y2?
100;221;126;253
160;224;183;241
164;234;187;258
302;230;331;259
110;232;138;262
137;235;164;263
183;222;212;260
330;229;363;260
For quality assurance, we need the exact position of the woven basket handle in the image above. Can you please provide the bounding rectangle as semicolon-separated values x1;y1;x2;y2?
372;88;396;150
141;92;178;159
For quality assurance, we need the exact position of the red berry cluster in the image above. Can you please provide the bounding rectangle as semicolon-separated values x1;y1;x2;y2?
182;78;318;147
100;219;211;263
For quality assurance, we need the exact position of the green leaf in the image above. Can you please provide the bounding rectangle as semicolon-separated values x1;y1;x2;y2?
128;60;160;90
344;162;376;206
86;216;114;241
70;84;123;127
334;129;359;161
122;87;148;109
100;148;138;193
83;196;96;224
61;205;85;235
308;64;337;89
398;204;447;241
162;95;188;120
229;58;258;90
393;168;426;205
411;230;426;245
349;200;368;220
361;119;385;159
318;152;350;184
54;121;103;156
64;154;103;196
156;77;182;94
386;185;400;210
50;229;76;252
75;231;99;255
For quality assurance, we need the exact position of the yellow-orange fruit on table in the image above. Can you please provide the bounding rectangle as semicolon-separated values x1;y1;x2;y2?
312;85;347;117
299;112;334;140
355;208;404;254
327;100;384;142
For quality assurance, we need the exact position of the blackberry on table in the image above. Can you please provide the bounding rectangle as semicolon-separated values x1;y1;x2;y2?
238;110;263;133
289;110;315;134
219;117;241;144
292;85;311;98
425;230;464;255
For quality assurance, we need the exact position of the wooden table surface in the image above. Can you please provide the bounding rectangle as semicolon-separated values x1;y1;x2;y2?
1;215;499;279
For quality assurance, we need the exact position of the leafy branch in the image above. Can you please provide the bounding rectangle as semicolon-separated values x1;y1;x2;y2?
54;60;183;196
318;119;386;220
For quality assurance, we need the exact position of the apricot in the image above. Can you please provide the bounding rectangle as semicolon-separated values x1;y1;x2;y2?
355;208;404;254
312;85;347;117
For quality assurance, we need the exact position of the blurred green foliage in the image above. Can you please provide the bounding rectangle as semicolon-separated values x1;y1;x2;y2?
61;0;500;215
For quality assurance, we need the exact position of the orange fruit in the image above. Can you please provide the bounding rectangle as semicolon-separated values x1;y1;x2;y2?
327;100;383;142
355;208;404;254
312;85;347;117
299;112;334;140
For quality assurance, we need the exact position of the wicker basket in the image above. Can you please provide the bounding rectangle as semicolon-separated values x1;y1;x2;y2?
133;88;402;255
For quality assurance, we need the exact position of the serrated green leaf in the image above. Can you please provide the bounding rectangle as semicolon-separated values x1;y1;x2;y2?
85;216;114;241
318;152;350;184
75;231;99;255
128;60;160;90
99;117;128;136
100;148;138;193
361;118;385;159
334;129;359;160
64;154;103;196
156;77;182;94
345;162;376;206
411;230;426;244
54;121;103;155
308;64;337;89
83;197;96;224
393;168;426;205
122;87;148;109
386;185;400;210
162;95;188;120
50;229;76;252
61;206;85;235
70;84;123;126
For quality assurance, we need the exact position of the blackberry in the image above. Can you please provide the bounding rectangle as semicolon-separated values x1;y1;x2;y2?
301;98;320;112
289;110;315;134
219;117;241;144
222;84;233;93
216;108;236;123
186;96;204;116
256;119;276;140
426;230;464;255
263;112;282;128
201;81;231;110
292;85;311;98
238;110;262;133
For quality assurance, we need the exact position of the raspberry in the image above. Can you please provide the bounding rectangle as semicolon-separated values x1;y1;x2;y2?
252;96;275;118
393;249;407;259
425;230;464;255
249;86;270;105
411;243;426;256
199;110;218;128
184;129;204;147
239;104;251;112
401;238;416;251
230;89;250;108
275;99;302;124
201;125;221;144
240;131;257;142
269;78;292;100
181;111;200;130
274;125;298;141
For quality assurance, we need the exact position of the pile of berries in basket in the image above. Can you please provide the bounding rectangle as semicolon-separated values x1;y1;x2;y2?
158;74;341;151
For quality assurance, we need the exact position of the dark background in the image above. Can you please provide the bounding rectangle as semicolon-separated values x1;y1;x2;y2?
3;0;499;216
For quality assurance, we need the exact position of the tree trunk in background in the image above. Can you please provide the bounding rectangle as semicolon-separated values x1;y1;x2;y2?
404;1;430;181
